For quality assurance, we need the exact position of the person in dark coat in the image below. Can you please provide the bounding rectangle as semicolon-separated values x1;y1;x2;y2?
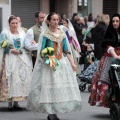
71;13;78;24
92;14;110;60
73;17;87;48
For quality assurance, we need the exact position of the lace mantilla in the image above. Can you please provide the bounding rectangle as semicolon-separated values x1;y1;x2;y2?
43;28;66;55
43;28;65;43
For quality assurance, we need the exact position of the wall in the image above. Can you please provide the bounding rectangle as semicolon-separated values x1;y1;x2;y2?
0;0;11;30
91;0;103;18
40;0;49;14
72;0;78;14
56;0;69;17
68;0;72;18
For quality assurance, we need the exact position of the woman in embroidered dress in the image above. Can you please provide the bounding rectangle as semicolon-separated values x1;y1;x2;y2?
62;19;81;74
0;15;32;110
27;12;81;120
88;14;120;107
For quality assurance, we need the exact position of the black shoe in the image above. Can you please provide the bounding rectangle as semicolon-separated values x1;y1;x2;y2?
8;107;14;111
54;114;60;120
13;105;23;110
47;114;60;120
47;114;54;120
47;115;52;120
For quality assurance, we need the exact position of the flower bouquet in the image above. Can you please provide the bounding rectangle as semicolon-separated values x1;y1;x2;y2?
1;40;8;48
0;34;7;48
41;47;59;71
1;38;23;54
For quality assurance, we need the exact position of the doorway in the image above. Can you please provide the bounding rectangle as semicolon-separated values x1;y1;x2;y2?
103;0;118;18
50;0;56;12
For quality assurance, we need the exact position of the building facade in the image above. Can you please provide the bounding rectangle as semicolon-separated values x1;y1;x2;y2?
0;0;120;32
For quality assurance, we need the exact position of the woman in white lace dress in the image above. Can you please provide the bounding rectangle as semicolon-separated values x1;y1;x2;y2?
0;15;32;110
27;12;81;120
62;19;81;74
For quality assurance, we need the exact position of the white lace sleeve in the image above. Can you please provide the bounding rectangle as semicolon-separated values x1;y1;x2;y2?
24;29;38;51
107;46;114;53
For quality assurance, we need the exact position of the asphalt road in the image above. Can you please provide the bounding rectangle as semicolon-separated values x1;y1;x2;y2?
0;85;110;120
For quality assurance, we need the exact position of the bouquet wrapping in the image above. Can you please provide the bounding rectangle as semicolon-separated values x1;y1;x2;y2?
41;47;59;71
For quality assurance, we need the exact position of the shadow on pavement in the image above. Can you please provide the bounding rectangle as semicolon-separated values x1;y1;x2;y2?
91;114;110;119
0;107;28;112
27;119;46;120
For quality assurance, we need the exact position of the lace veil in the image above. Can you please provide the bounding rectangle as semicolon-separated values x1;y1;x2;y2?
35;14;74;64
0;15;26;77
67;19;81;50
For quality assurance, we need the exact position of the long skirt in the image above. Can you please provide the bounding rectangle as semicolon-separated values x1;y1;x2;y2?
0;56;32;102
88;56;114;107
0;56;9;101
27;56;82;114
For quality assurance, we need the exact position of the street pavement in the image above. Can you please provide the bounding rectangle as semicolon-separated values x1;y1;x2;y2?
0;85;111;120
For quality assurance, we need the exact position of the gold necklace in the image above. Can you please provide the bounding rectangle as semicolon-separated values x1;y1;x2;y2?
49;27;57;32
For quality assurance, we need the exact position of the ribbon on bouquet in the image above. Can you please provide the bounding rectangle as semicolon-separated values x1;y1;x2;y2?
84;30;89;35
45;55;59;70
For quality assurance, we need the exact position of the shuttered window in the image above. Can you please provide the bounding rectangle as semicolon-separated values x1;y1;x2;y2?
103;0;118;18
11;0;40;29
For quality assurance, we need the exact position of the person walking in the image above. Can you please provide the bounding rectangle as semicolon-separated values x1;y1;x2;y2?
16;16;27;33
0;15;32;110
27;12;81;120
62;18;81;74
25;11;46;67
92;14;110;60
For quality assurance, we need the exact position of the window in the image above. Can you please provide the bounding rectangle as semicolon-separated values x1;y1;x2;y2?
78;0;88;16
